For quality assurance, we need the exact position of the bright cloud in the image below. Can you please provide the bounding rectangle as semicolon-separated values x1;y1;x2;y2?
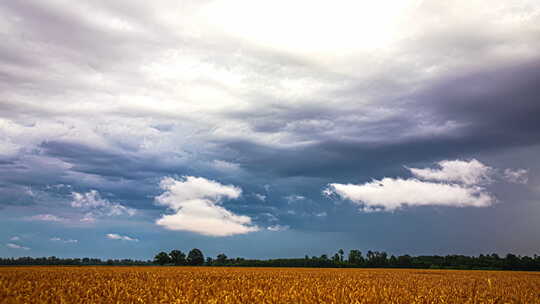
408;159;493;185
50;237;78;244
326;159;530;212
71;190;136;218
6;243;30;250
9;236;21;241
202;0;418;54
326;178;493;212
106;234;138;242
154;176;259;237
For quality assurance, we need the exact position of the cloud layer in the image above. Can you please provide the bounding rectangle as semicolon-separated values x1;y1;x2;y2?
0;1;539;257
155;176;259;237
71;190;136;222
326;159;526;212
26;214;66;222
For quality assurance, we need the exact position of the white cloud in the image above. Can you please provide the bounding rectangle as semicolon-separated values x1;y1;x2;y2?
50;237;78;244
9;236;21;241
212;160;241;172
267;225;289;232
6;243;30;250
504;168;528;184
408;159;493;185
21;191;136;225
26;214;65;222
80;213;97;223
285;195;306;203
315;212;327;217
326;159;502;212
262;212;278;222
71;190;136;219
106;233;138;242
326;178;494;212
154;176;259;237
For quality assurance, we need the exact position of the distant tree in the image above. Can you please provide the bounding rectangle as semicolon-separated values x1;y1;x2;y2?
505;253;520;269
2;251;540;269
216;253;228;265
366;250;374;264
338;249;344;262
389;255;398;266
348;250;363;265
154;251;171;265
169;250;186;266
365;250;388;266
332;253;340;263
235;257;245;263
379;252;388;265
397;255;412;267
206;257;213;265
187;248;204;265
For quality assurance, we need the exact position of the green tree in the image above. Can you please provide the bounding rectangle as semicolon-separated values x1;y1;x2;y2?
397;255;412;266
187;248;204;265
154;251;171;265
169;250;186;266
216;253;228;265
332;253;340;263
348;249;363;265
338;249;344;262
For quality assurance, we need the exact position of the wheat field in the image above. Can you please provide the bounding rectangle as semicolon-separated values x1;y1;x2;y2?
1;266;539;303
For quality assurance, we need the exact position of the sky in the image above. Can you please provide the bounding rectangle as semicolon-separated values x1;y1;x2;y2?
1;0;540;260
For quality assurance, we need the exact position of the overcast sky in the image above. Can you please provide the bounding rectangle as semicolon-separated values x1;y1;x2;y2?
1;0;540;260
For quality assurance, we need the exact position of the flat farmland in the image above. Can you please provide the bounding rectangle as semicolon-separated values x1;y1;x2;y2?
1;266;539;303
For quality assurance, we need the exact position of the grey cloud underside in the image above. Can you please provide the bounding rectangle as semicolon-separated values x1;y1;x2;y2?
418;61;540;141
2;59;539;200
221;58;540;176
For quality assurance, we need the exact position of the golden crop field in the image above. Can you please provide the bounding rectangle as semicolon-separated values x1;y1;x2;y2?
1;266;539;304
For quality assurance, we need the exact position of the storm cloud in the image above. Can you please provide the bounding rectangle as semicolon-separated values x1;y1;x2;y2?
1;0;539;258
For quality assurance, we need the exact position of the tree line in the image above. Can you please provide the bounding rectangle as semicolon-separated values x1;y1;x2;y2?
0;256;151;266
2;249;540;271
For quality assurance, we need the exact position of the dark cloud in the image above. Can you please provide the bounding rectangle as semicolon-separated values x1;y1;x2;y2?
419;60;540;141
214;58;540;182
